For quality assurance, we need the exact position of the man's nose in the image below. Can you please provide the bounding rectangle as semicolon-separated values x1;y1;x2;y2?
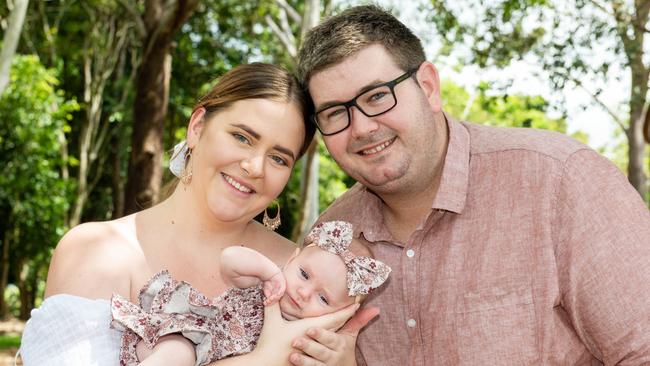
349;106;380;138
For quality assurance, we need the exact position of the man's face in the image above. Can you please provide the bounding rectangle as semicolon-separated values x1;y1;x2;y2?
308;44;447;196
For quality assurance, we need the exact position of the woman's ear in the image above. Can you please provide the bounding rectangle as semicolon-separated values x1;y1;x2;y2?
415;61;442;113
187;107;207;148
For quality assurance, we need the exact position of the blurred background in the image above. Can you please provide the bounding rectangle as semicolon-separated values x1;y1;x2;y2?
1;0;649;361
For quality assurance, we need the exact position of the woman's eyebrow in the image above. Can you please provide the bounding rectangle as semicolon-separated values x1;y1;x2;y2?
231;123;260;139
273;145;295;161
232;123;296;161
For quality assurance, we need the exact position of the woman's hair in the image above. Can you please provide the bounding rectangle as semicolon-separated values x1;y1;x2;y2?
194;62;316;157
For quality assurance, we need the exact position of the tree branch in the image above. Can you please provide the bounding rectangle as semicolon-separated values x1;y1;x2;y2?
265;15;297;57
275;0;301;24
570;76;627;132
117;0;146;39
0;0;29;96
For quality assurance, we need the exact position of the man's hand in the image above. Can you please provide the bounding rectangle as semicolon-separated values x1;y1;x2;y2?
288;306;380;366
249;302;360;365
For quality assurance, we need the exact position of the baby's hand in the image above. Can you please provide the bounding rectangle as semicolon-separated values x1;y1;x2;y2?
263;271;286;306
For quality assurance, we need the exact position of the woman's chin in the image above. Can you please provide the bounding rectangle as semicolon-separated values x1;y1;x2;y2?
206;202;256;223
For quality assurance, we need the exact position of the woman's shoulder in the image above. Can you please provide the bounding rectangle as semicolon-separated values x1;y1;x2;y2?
45;216;144;300
246;221;297;265
55;217;142;261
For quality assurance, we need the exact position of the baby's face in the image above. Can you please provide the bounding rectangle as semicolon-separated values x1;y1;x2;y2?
279;246;354;320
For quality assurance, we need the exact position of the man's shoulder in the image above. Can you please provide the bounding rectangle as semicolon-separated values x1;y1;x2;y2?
462;121;589;163
318;183;370;223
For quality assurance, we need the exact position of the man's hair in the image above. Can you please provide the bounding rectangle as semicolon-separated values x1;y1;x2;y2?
297;5;426;86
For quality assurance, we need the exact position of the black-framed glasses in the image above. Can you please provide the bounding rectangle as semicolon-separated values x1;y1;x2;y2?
312;68;418;136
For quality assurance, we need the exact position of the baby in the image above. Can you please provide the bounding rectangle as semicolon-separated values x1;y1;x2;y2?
110;220;391;366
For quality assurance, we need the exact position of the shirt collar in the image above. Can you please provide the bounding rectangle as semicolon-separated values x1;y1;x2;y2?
432;112;470;214
343;112;471;243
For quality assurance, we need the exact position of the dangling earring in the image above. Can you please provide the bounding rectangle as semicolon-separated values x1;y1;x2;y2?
180;148;193;185
263;201;281;231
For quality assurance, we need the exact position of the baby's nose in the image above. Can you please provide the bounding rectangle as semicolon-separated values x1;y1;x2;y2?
296;286;311;300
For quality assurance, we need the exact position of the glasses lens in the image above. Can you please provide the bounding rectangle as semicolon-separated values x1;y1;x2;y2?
357;85;396;116
316;105;348;134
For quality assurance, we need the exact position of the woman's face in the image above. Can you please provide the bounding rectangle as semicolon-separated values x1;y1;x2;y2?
187;98;305;224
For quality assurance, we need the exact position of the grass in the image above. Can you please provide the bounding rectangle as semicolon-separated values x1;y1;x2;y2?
0;335;20;349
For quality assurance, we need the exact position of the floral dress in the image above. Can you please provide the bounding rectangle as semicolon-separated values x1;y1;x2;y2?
110;270;264;366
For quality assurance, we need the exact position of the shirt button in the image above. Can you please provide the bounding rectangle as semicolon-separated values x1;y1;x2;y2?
406;249;415;258
406;318;417;328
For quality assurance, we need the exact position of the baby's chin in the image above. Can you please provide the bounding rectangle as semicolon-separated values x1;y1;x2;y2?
281;312;299;321
279;297;301;321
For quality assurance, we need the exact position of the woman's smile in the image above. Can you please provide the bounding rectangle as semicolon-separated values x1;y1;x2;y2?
221;173;255;195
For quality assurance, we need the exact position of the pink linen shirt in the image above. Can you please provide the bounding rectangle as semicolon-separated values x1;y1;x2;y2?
316;114;650;365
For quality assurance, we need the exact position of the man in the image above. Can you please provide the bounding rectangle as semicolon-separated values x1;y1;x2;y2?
288;4;650;366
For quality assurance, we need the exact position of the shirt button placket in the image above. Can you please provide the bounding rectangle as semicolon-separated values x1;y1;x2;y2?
405;248;417;332
406;318;417;328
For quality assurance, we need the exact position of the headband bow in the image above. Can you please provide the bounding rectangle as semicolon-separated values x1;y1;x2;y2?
305;221;391;296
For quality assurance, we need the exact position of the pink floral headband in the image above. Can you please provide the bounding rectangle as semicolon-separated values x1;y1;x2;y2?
304;221;391;296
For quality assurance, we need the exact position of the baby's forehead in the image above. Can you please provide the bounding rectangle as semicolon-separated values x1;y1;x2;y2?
299;244;340;261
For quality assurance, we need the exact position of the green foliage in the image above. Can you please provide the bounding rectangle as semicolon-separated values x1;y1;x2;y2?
0;335;21;349
441;79;569;133
0;55;78;308
429;0;549;68
2;285;20;318
318;140;354;211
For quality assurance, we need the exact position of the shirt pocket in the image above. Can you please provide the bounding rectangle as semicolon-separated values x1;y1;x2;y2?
452;286;539;365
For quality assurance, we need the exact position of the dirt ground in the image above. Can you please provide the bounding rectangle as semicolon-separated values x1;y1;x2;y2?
0;318;24;366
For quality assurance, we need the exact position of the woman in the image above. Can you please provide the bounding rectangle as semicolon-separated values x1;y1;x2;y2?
19;63;354;365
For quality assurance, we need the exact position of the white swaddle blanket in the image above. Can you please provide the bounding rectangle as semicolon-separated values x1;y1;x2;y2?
19;294;122;365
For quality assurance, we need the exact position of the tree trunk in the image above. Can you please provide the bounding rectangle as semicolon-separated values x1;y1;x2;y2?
124;0;198;214
68;11;133;226
292;138;320;242
626;69;648;199
14;259;28;320
0;228;11;319
125;48;171;212
627;116;648;197
611;0;649;202
111;131;126;219
0;0;29;96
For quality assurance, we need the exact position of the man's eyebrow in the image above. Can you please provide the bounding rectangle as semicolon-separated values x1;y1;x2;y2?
231;123;260;139
315;78;388;112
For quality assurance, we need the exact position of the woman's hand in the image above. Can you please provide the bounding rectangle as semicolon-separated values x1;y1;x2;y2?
252;302;360;365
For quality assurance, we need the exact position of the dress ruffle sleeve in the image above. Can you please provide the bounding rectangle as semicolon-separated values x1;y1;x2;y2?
110;270;264;366
20;294;122;366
